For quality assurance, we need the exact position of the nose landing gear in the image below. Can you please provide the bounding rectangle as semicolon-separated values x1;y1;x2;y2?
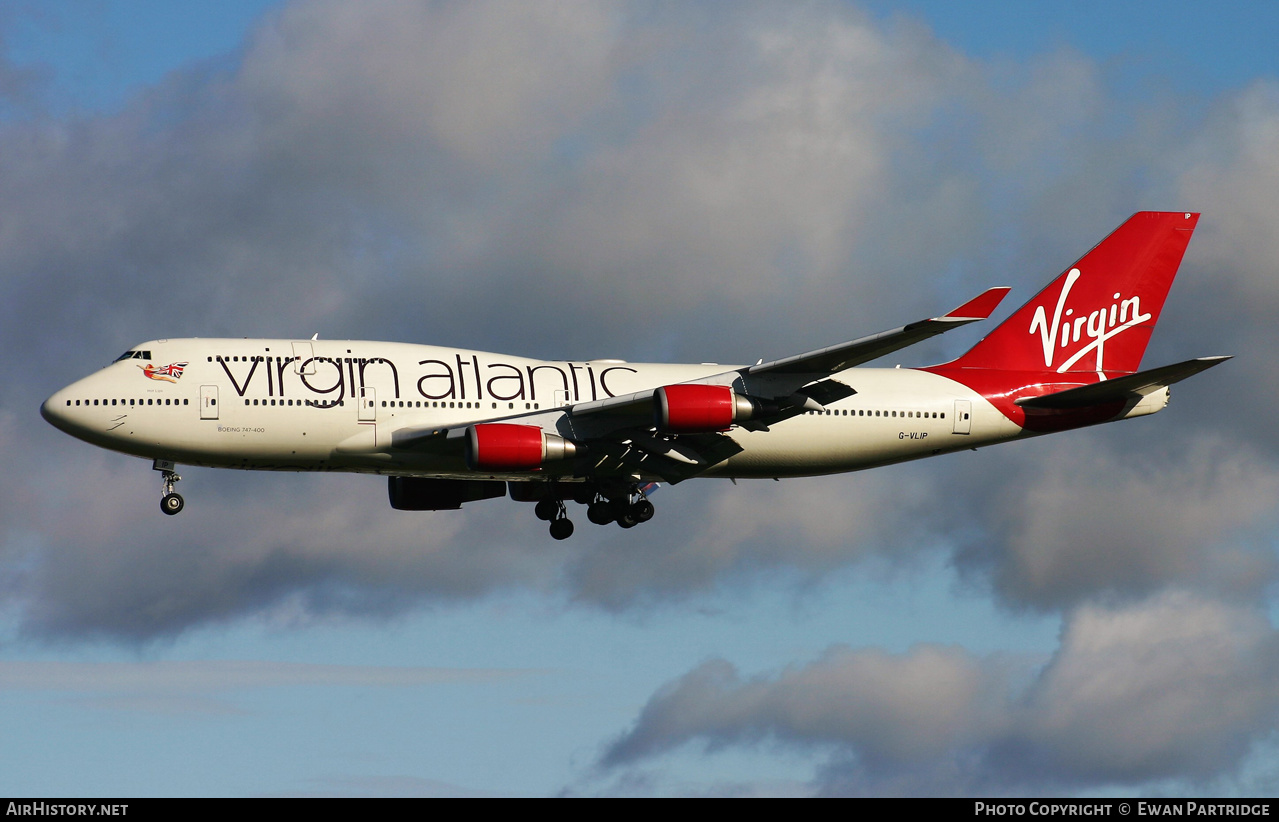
154;459;184;515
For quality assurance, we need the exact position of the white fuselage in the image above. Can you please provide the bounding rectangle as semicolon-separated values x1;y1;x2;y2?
42;338;1057;482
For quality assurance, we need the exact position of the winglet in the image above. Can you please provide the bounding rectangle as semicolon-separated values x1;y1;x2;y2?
941;287;1011;321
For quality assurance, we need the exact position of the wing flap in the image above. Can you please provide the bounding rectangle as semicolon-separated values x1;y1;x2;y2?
582;431;741;483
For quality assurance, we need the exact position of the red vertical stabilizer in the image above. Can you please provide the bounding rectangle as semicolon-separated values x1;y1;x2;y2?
943;211;1199;377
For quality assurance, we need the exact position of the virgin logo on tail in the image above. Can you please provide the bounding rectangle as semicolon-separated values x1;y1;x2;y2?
1028;268;1152;373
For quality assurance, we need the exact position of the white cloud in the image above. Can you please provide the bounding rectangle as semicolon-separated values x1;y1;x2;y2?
601;592;1279;793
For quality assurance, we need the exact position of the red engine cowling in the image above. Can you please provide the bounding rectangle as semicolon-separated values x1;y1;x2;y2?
466;423;577;471
655;384;754;433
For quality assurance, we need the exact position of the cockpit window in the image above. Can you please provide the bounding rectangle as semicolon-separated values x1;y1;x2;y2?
114;350;152;362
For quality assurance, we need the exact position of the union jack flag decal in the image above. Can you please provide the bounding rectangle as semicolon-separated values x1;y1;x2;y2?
140;362;188;383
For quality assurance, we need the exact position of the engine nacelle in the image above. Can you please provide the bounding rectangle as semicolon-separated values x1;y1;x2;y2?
388;477;506;510
466;423;578;471
654;384;754;433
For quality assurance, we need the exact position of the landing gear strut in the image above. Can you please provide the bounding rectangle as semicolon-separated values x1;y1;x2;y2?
534;481;656;537
154;459;184;515
533;490;575;540
601;486;655;529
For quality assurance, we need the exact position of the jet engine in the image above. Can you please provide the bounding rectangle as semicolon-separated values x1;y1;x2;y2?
465;423;578;471
654;384;755;433
388;477;506;510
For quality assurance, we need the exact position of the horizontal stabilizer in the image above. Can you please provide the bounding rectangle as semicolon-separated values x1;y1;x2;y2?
1015;356;1231;409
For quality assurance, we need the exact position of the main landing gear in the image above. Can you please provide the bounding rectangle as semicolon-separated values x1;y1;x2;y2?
586;494;654;529
527;482;655;539
154;459;184;515
534;497;575;541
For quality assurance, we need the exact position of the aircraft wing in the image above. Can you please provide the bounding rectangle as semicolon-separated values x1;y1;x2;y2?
553;285;1011;423
746;287;1010;376
388;286;1012;477
1015;356;1231;409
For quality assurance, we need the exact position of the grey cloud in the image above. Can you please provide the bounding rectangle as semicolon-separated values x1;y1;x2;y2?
8;464;568;640
8;451;948;640
952;434;1279;611
0;0;1273;646
1;0;996;640
564;471;946;610
1176;81;1279;315
601;592;1279;793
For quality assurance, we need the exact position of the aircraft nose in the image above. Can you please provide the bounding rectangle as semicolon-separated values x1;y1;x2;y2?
41;391;72;433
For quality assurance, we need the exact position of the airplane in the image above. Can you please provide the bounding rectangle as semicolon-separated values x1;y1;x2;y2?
41;211;1228;540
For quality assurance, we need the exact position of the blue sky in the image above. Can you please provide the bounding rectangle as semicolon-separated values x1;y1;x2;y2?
4;0;1279;797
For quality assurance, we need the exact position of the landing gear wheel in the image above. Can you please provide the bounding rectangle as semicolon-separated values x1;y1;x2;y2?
632;499;655;523
549;518;575;540
161;493;184;516
534;499;559;521
587;500;615;525
617;510;638;528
